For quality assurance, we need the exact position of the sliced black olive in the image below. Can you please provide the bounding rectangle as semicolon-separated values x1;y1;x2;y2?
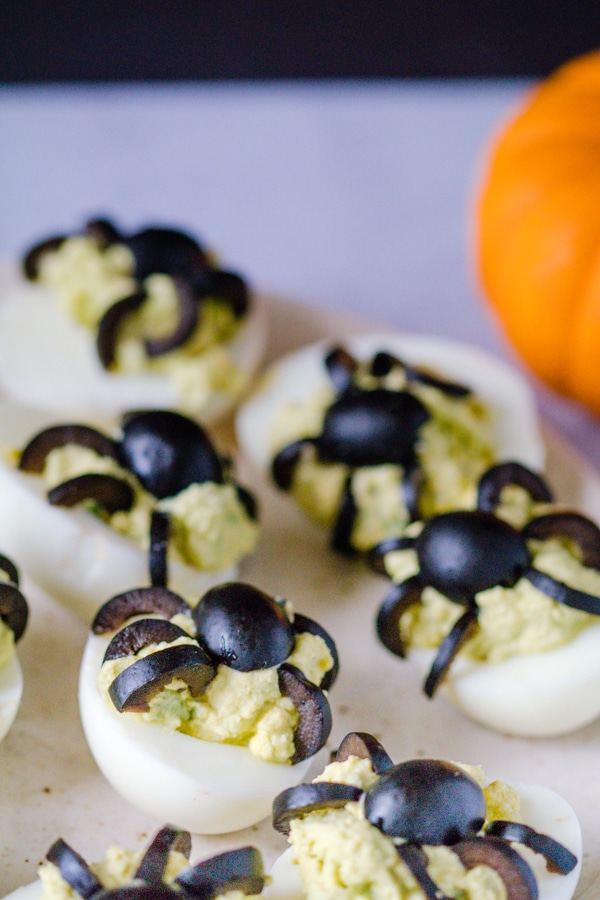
19;424;119;473
96;291;148;370
278;663;332;764
402;458;423;521
201;268;250;319
0;553;19;587
125;227;208;280
370;351;400;378
523;512;600;569
317;389;429;468
108;643;216;712
423;604;479;698
235;484;259;521
367;537;416;576
85;218;123;247
103;618;191;663
118;409;224;499
370;351;471;397
175;846;264;899
396;843;452;900
524;567;600;616
453;837;539;900
149;510;170;589
144;276;199;357
417;511;530;604
0;583;29;642
335;731;394;774
364;759;486;844
485;820;578;875
96;887;179;900
324;346;358;394
271;438;314;491
47;473;134;514
92;586;191;634
192;582;295;671
376;576;424;658
22;235;66;280
46;838;103;899
331;475;358;555
477;462;553;513
292;612;339;691
272;782;363;835
135;824;192;883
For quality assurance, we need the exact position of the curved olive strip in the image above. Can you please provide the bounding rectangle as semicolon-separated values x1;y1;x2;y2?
423;604;479;698
272;782;363;835
92;586;191;634
47;473;134;515
364;760;486;844
523;512;600;569
335;731;394;774
22;235;66;280
202;268;250;319
278;663;332;764
144;276;199;358
46;838;103;899
477;461;553;513
485;820;578;875
402;459;423;522
149;510;170;589
193;582;295;672
367;536;416;576
396;843;452;900
524;568;600;616
0;553;19;587
108;644;216;713
235;484;259;521
293;612;339;691
118;409;224;499
124;227;208;280
453;837;539;900
96;290;147;369
376;576;423;658
134;824;192;883
324;345;358;394
271;439;312;490
102;618;191;663
175;846;264;899
19;424;119;473
331;475;357;555
85;218;122;247
0;583;29;642
370;350;471;397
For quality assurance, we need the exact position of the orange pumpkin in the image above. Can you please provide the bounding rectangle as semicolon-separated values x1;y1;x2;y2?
476;50;600;417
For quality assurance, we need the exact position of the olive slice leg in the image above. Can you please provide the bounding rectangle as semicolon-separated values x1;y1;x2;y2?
453;837;539;900
85;218;122;246
272;782;363;835
19;424;119;473
235;484;259;521
485;820;578;875
108;644;216;713
144;276;199;357
0;583;29;642
401;458;423;521
524;567;600;616
477;462;553;513
135;824;192;883
292;612;339;691
404;365;471;397
47;473;134;515
278;663;332;764
271;438;314;490
331;474;358;555
96;290;148;369
423;604;479;698
92;586;191;634
367;537;416;577
0;553;19;587
324;346;358;394
523;512;600;569
335;731;394;774
103;618;191;663
175;847;264;899
46;838;103;899
22;235;66;280
202;268;250;319
375;576;424;658
370;351;403;377
149;510;170;589
396;843;452;900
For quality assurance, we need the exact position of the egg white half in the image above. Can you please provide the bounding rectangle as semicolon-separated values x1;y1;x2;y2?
0;261;268;426
0;399;237;618
265;782;582;900
78;633;314;835
410;619;600;736
236;333;545;481
0;655;23;744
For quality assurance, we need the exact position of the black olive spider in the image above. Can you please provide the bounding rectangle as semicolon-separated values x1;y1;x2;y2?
369;461;600;697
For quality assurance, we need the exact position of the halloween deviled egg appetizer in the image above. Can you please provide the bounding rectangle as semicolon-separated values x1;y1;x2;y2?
4;823;268;900
0;218;267;424
371;461;600;736
236;334;544;555
267;732;581;900
0;406;258;618
79;581;338;833
0;552;28;743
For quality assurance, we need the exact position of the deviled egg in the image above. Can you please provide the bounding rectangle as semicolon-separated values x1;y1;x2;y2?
0;405;259;618
372;461;600;735
3;823;267;900
0;218;267;425
267;732;581;900
0;552;28;743
236;334;544;554
79;581;338;834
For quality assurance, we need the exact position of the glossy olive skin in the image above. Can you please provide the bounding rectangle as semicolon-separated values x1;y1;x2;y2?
193;582;295;672
364;760;486;845
417;510;531;604
317;389;430;467
119;410;223;499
